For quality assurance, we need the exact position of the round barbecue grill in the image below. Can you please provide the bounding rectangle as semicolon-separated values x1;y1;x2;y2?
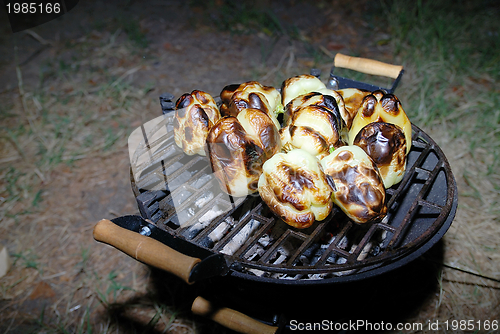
123;114;456;285
94;54;458;333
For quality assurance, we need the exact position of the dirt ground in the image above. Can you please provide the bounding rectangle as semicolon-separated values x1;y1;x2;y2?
1;1;499;333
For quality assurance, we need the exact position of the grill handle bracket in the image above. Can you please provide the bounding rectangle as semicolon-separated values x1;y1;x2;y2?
93;219;201;285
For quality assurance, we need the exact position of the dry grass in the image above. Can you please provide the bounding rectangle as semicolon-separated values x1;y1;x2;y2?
0;22;195;333
0;4;276;332
382;1;500;329
401;131;500;331
0;1;499;333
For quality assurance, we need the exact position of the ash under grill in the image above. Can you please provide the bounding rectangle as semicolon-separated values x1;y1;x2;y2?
129;114;455;283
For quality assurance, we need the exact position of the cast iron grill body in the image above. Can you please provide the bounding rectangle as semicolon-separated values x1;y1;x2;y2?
130;110;456;284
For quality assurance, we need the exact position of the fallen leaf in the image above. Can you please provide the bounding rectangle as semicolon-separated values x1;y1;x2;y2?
59;275;72;282
29;281;55;300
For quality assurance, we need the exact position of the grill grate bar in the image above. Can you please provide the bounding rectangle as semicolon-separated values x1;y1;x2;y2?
233;213;276;259
258;229;294;265
385;135;432;210
134;152;184;191
315;221;353;267
347;223;383;262
330;247;351;259
375;221;396;233
133;139;178;182
287;221;330;266
418;199;444;211
386;159;446;249
190;199;245;244
160;168;216;216
210;200;266;254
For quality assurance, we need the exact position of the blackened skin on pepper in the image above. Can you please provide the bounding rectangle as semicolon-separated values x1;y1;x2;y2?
353;122;406;188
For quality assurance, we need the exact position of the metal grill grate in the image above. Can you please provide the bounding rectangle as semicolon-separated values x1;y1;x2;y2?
129;113;456;282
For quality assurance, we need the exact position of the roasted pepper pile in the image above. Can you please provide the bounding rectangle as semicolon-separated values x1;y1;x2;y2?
173;74;411;228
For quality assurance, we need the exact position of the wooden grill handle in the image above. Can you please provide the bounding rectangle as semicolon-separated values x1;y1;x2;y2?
334;53;403;79
93;219;201;285
192;296;278;334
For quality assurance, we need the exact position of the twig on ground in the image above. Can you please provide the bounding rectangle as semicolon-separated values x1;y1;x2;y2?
15;47;49;167
24;29;53;46
18;30;53;66
318;44;335;59
110;66;143;88
259;46;294;82
425;257;500;284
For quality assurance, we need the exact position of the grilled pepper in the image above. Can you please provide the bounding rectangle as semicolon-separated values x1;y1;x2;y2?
173;90;221;156
336;88;371;129
321;146;387;224
348;91;412;154
206;109;281;197
219;81;282;126
281;75;351;129
258;149;334;229
281;74;326;107
353;122;407;188
236;108;282;159
280;104;345;159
